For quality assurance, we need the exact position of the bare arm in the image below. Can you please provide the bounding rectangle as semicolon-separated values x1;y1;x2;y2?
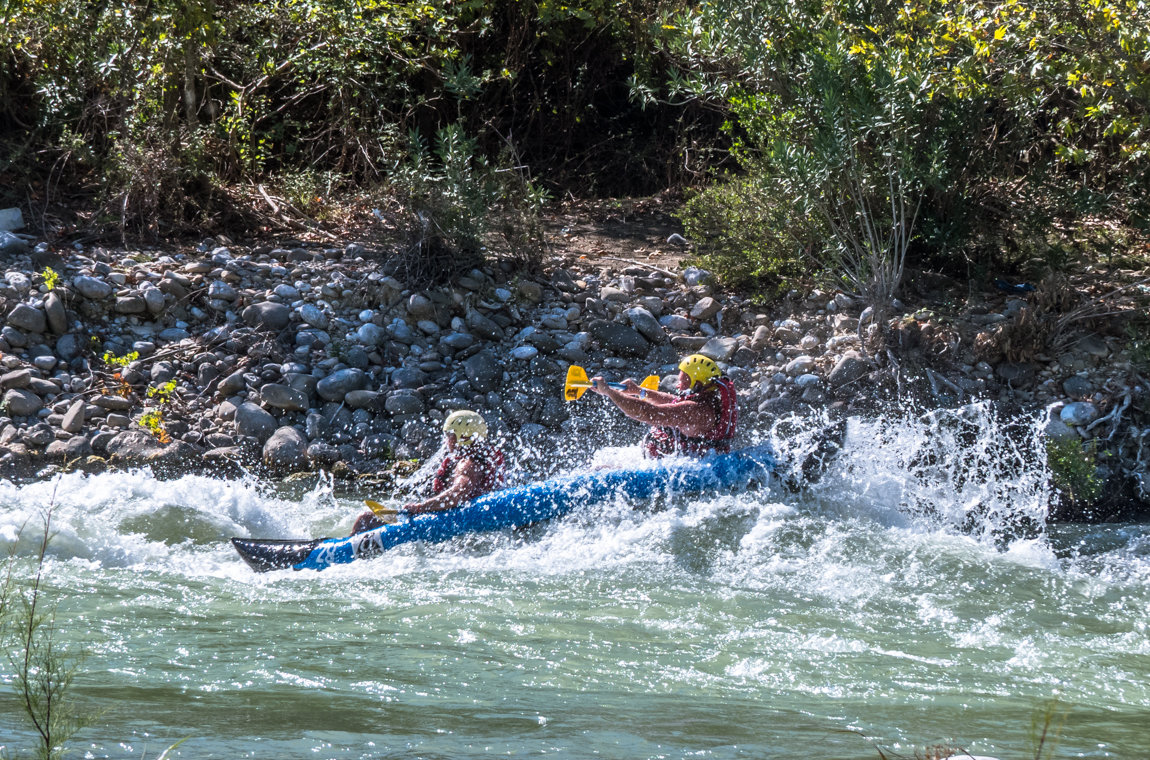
592;378;717;437
403;459;482;514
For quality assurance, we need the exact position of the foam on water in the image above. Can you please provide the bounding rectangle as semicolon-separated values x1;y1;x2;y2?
2;406;1149;757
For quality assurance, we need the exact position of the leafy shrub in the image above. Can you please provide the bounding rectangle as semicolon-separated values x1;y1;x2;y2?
1047;437;1102;504
677;172;816;294
648;0;1150;294
387;123;548;285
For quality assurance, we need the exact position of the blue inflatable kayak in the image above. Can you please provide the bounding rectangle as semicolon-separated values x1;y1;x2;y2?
231;444;777;572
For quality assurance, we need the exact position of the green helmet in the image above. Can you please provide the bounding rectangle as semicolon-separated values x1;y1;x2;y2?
678;354;721;388
443;410;488;445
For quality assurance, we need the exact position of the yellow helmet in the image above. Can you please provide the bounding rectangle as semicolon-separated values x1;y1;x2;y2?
443;410;487;444
678;354;720;388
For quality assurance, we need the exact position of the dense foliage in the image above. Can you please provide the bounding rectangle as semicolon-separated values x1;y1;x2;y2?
655;0;1150;294
0;0;705;233
2;0;1147;298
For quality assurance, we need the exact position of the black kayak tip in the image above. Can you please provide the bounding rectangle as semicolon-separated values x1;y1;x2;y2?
230;537;323;573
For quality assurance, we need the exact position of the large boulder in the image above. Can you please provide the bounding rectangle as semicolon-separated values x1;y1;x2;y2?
828;351;869;388
587;319;650;358
105;433;205;474
317;368;368;401
261;383;309;412
7;303;46;334
43;292;67;334
464;349;502;392
234;401;278;442
262;426;309;472
625;307;667;345
242;301;292;331
2;388;41;417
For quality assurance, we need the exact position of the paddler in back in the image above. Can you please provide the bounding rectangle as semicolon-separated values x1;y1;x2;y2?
590;353;737;458
351;410;507;534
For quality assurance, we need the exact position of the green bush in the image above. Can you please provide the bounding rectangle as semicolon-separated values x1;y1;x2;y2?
387;122;549;285
1046;437;1102;504
647;0;1150;290
0;0;695;233
677;171;816;294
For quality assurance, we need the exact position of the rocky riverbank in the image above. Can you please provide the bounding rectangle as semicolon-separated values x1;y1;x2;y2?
0;222;1147;520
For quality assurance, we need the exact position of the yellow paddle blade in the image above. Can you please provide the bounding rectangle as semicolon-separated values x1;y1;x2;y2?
365;499;398;518
564;365;590;401
564;366;660;402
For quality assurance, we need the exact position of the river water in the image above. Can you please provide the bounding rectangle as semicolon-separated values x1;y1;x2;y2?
1;407;1148;759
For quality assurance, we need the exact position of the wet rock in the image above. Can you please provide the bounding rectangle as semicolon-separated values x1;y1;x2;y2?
391;367;427;390
317;368;368;401
307;442;342;466
700;336;738;362
234;401;278;442
345;390;380;410
828;351;869;388
785;356;816;376
1060;402;1100;427
261;383;309;412
587;319;650;358
263;426;309;471
105;430;166;461
385;389;425;415
361;433;394;458
57;436;93;462
464;350;502;393
626;307;667;344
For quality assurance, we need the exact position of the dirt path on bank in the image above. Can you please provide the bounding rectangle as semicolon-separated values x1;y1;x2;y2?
540;196;689;274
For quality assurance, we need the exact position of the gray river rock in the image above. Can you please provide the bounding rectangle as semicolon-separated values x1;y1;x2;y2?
0;232;1139;519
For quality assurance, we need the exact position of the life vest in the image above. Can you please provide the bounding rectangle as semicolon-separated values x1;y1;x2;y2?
644;377;738;458
432;442;506;500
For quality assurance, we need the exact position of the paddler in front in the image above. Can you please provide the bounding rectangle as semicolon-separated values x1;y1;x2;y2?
351;410;507;534
590;353;737;458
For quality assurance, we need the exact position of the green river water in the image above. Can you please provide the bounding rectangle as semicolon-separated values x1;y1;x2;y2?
1;412;1148;759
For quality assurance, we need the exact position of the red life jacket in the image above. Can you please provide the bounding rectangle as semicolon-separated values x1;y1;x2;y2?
644;377;738;458
432;442;506;500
